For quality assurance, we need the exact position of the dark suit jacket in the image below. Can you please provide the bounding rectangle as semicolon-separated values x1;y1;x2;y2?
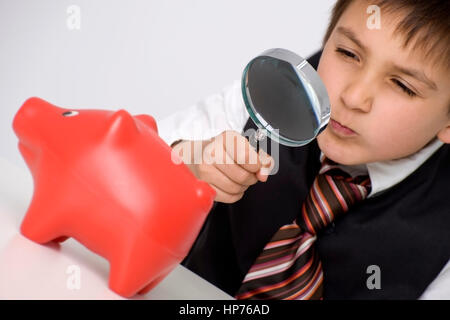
182;50;450;299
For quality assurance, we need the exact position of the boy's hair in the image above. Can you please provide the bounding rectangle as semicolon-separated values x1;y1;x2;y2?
322;0;450;71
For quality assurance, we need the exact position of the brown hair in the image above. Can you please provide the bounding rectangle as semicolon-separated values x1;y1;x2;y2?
322;0;450;71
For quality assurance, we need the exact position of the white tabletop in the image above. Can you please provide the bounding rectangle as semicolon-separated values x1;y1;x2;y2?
0;156;232;300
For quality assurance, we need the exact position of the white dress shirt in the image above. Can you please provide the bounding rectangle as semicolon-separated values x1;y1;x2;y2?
158;78;450;299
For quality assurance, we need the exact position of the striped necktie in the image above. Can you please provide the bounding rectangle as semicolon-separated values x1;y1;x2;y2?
235;155;371;300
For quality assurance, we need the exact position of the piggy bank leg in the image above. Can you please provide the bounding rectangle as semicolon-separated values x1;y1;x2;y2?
53;236;70;243
20;198;67;245
137;268;173;295
108;231;181;298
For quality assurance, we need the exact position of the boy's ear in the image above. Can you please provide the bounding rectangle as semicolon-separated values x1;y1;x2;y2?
437;119;450;144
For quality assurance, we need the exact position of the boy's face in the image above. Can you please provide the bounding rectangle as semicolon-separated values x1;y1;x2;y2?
316;0;450;165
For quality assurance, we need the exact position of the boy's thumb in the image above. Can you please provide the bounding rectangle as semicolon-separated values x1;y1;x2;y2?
256;170;269;182
256;150;274;182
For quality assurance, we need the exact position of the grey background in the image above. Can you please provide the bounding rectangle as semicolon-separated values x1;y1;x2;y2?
0;0;336;168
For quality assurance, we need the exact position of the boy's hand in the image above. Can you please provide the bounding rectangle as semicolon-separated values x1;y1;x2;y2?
172;130;274;203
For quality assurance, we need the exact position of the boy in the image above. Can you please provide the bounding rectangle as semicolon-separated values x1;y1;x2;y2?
159;0;450;299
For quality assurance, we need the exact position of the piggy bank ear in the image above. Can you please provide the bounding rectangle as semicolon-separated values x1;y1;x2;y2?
104;109;140;147
135;114;158;134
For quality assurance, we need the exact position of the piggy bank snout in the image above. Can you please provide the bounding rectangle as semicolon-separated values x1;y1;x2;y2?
13;97;65;143
13;97;46;138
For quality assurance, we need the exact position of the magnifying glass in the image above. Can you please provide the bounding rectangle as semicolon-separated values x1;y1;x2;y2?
242;48;331;152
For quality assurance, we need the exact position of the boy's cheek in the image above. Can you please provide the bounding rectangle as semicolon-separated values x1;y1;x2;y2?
363;122;431;161
318;56;348;107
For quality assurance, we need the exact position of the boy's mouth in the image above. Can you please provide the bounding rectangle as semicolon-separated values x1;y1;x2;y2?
329;119;357;136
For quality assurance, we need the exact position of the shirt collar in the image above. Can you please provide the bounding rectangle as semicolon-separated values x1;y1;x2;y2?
319;138;444;198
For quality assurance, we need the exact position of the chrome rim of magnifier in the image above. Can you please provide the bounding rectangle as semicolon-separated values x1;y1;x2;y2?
242;48;331;147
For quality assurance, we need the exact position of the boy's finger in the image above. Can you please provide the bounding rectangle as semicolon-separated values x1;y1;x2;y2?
221;132;262;173
214;151;259;186
209;165;250;194
209;184;245;204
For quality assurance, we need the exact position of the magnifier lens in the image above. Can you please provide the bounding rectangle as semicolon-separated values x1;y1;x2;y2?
242;49;330;147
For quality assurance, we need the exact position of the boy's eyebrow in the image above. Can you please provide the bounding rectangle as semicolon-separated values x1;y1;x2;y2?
336;26;368;53
336;26;437;91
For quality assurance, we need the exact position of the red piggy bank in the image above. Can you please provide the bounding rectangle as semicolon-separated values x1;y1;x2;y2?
12;97;215;297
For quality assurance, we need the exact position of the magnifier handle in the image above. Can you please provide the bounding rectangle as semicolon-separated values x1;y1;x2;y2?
249;128;266;154
250;133;260;153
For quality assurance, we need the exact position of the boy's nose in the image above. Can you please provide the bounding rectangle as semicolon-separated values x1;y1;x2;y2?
340;78;373;113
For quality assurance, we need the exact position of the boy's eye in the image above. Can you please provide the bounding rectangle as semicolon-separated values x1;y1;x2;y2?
335;47;417;98
392;79;416;97
335;47;359;61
